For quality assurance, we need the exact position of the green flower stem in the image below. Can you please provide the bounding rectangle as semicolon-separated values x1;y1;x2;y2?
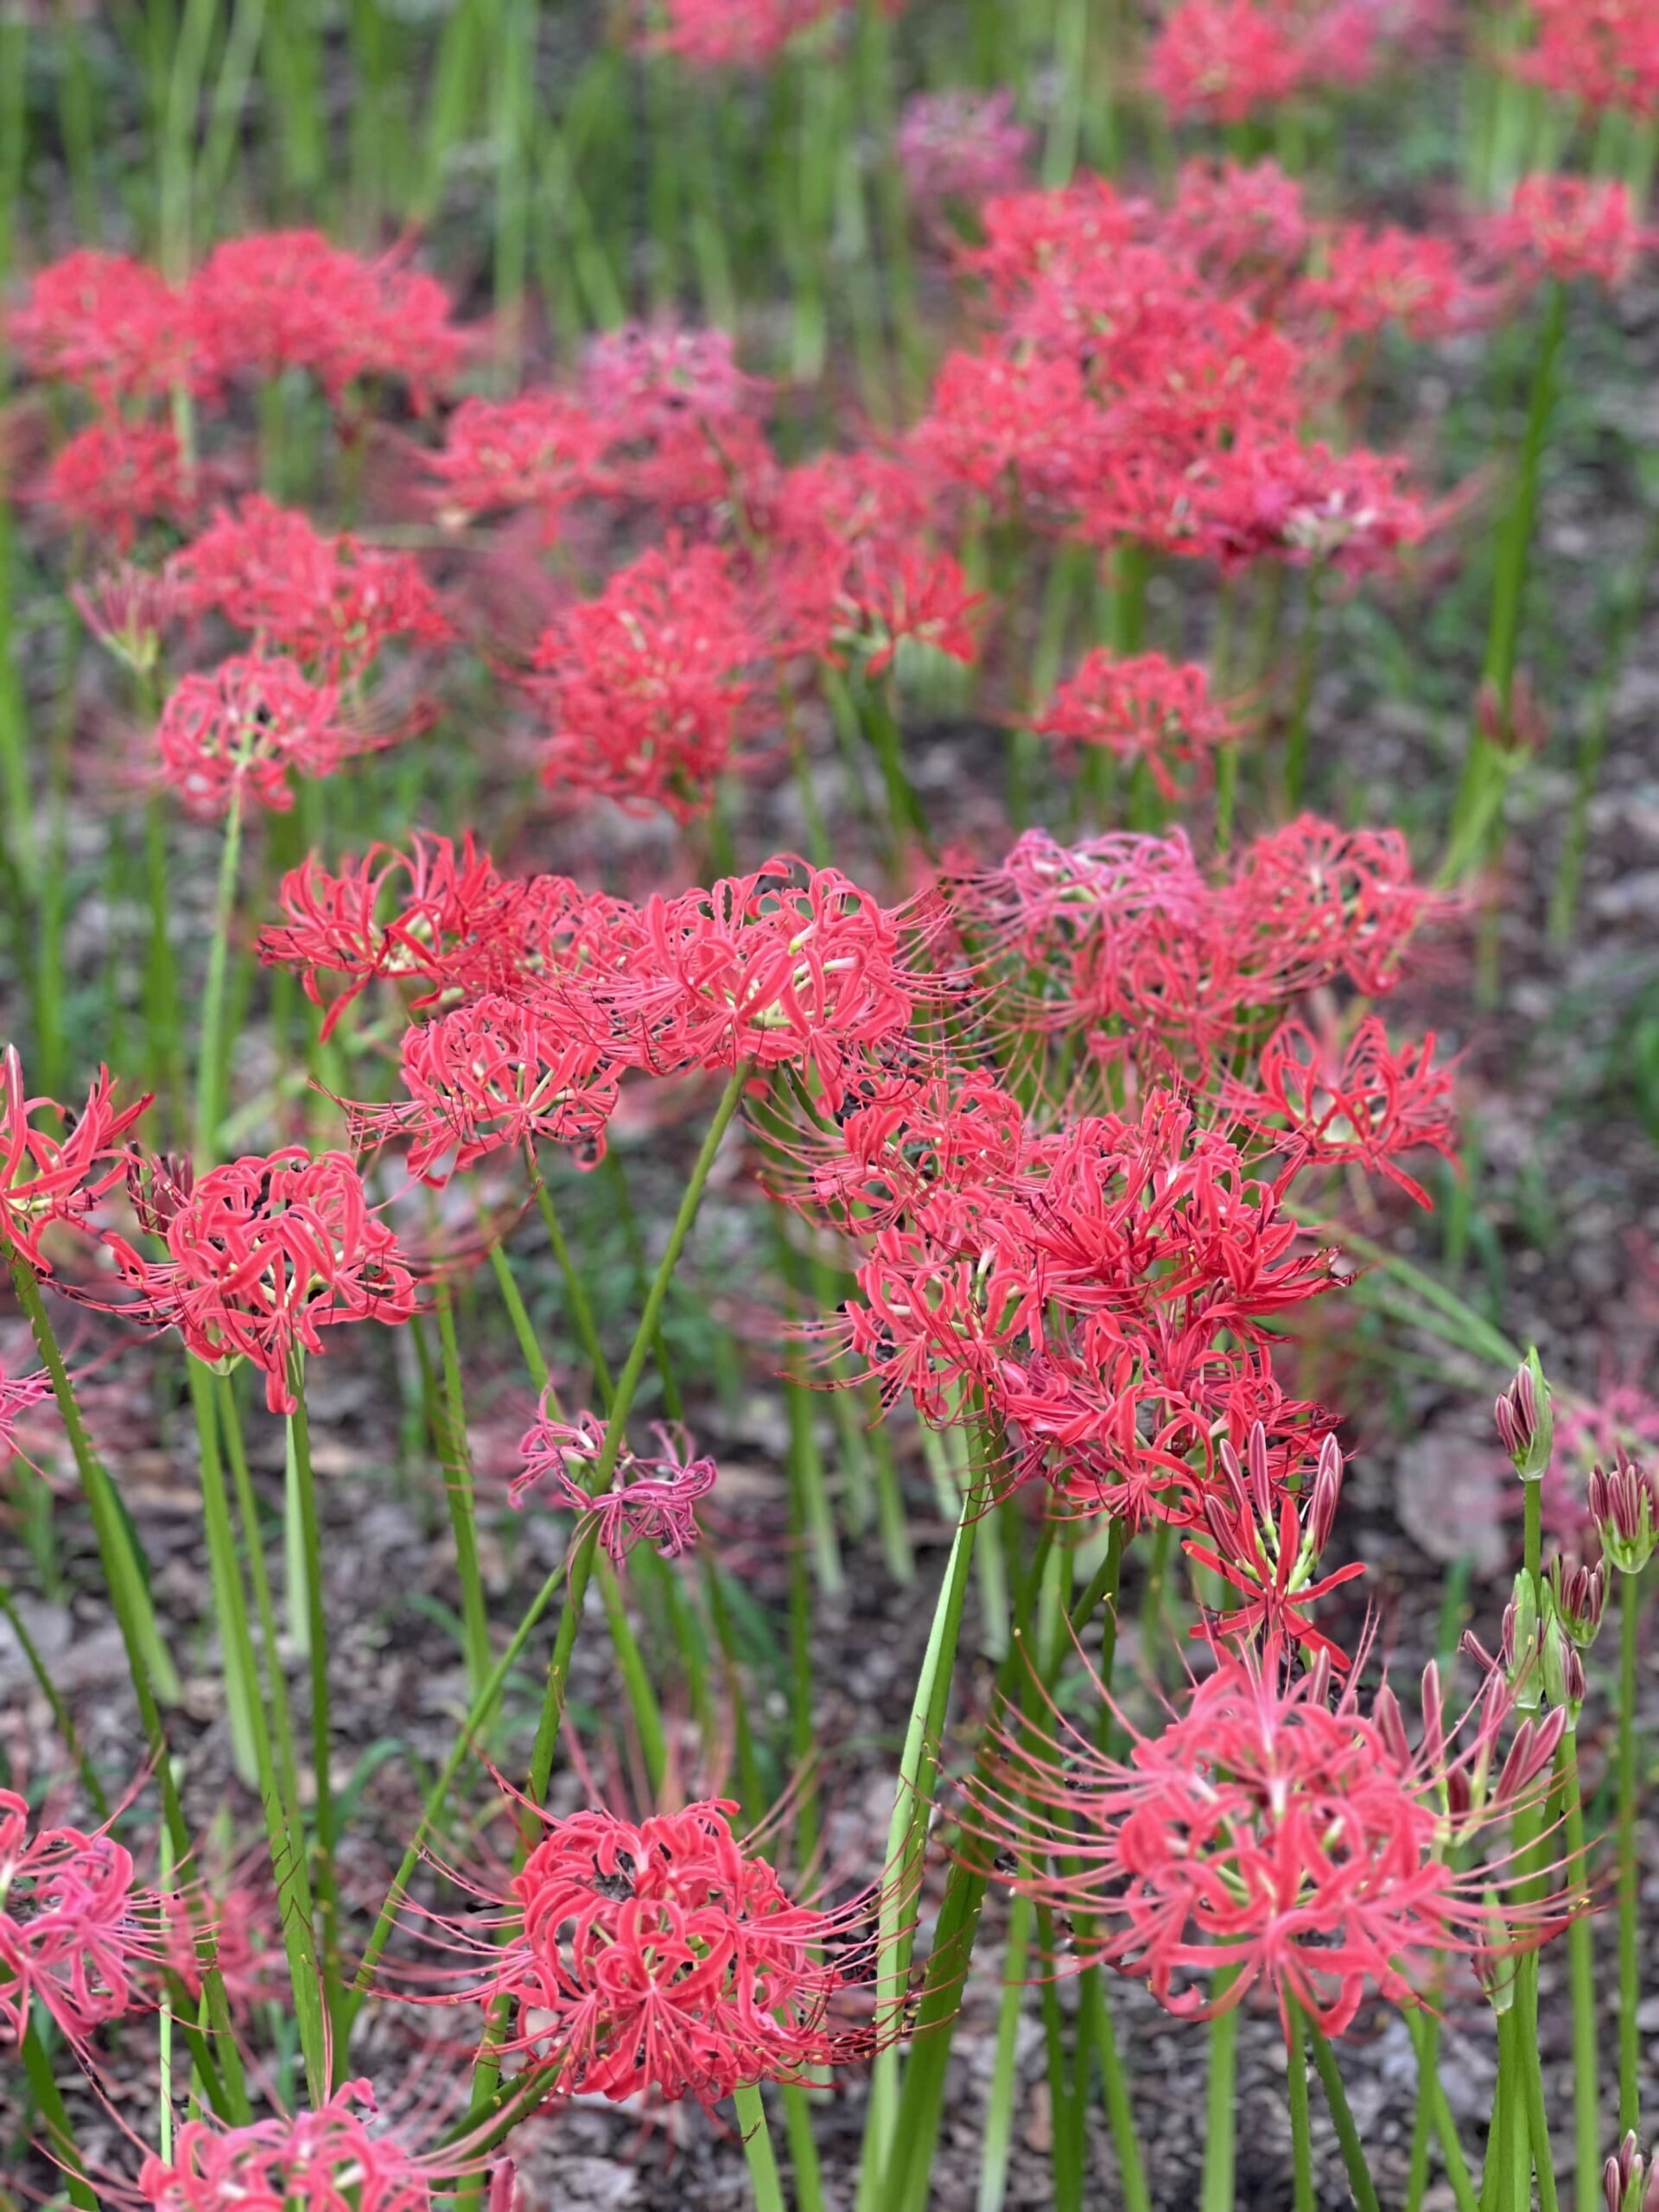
1200;1992;1239;2212
1557;1733;1600;2212
977;1893;1033;2212
433;1283;493;1697
488;1237;550;1399
854;1481;982;2209
597;1555;667;1795
21;2014;97;2212
186;1360;261;1785
526;1147;614;1405
0;1576;107;1816
734;2080;788;2212
285;1352;340;2049
1406;2007;1479;2212
524;1062;750;1802
780;2080;826;2212
1286;1996;1316;2212
193;791;244;1167
215;1373;307;1865
1307;2013;1382;2212
1618;1561;1643;2133
1521;2010;1562;2212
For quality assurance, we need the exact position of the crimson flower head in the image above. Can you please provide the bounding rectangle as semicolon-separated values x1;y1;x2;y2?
0;1045;150;1274
1147;0;1313;121
1492;174;1648;293
155;653;359;819
425;391;607;537
1182;1425;1363;1662
432;1798;883;2104
104;1147;417;1414
637;0;839;70
897;89;1033;212
0;1788;175;2047
1511;0;1659;119
530;541;763;821
1225;813;1433;996
1301;221;1476;341
139;2083;435;2212
583;320;768;439
1034;649;1237;798
963;1638;1563;2036
510;1403;716;1564
187;230;463;410
175;496;453;678
41;418;199;550
1223;1017;1458;1206
356;996;620;1182
10;250;200;401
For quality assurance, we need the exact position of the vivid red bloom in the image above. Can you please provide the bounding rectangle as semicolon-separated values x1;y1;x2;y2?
10;250;200;400
962;1640;1565;2034
0;1046;150;1274
897;88;1032;212
580;320;774;509
175;497;453;677
1181;1425;1363;1662
764;450;948;662
258;836;596;1039
139;2084;434;2212
40;418;198;549
510;1404;717;1563
103;1148;418;1414
1034;650;1237;798
638;0;838;69
1301;223;1475;340
428;1799;882;2103
530;541;762;821
425;391;607;535
1147;0;1311;121
1491;174;1648;293
1224;813;1433;996
1511;0;1659;118
859;551;982;676
911;348;1097;514
1224;1017;1458;1206
1166;158;1314;294
355;996;620;1182
155;653;357;819
187;231;463;410
0;1789;173;2045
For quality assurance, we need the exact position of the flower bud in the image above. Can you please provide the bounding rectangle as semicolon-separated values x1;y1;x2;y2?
1540;1611;1586;1726
1495;1349;1553;1482
1547;1553;1607;1648
1605;2133;1648;2212
1503;1570;1541;1712
1589;1451;1659;1576
1373;1681;1410;1769
1308;1432;1344;1559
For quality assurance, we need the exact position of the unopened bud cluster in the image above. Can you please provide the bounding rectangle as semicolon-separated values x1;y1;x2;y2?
1589;1450;1659;1575
1605;2133;1659;2212
1494;1349;1552;1481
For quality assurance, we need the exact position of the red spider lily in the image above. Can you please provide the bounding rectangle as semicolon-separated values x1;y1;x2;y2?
1162;435;1446;575
259;836;621;1039
580;321;772;509
10;250;200;402
529;541;763;821
354;996;620;1182
154;653;361;819
589;856;925;1104
424;391;607;535
410;1798;885;2104
40;418;199;550
910;347;1099;515
1300;222;1477;341
1589;1449;1659;1574
1033;650;1238;798
1511;0;1659;118
174;496;453;678
1147;0;1405;123
0;1046;151;1274
1165;157;1314;294
186;230;464;410
1491;174;1649;293
101;1148;418;1414
1224;812;1433;996
960;1638;1566;2036
857;551;982;676
73;562;193;677
0;1788;181;2046
510;1403;717;1563
162;1884;282;2015
1182;1424;1362;1662
0;1361;53;1457
1222;1017;1458;1206
764;450;954;662
897;88;1032;212
138;2083;437;2212
637;0;840;70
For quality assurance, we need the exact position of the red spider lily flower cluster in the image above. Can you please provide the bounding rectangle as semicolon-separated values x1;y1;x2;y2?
422;1799;884;2103
638;0;846;68
1510;0;1659;118
154;652;361;819
1146;0;1435;123
0;1045;151;1274
1221;1016;1458;1208
529;541;762;820
510;1404;717;1564
1033;649;1239;798
1491;175;1649;296
138;2083;436;2212
41;418;200;550
897;88;1033;213
961;1640;1565;2035
101;1148;418;1414
1181;1424;1362;1662
424;390;609;537
0;1789;181;2047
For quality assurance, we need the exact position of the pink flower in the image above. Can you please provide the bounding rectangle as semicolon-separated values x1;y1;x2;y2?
897;89;1032;211
155;653;359;818
10;251;200;401
0;1045;151;1275
40;418;199;549
1033;649;1238;798
139;2083;435;2212
0;1789;171;2045
510;1404;716;1563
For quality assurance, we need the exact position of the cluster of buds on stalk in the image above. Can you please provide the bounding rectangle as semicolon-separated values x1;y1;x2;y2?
1605;2133;1659;2212
1589;1449;1659;1575
1494;1347;1553;1480
1538;1552;1605;1727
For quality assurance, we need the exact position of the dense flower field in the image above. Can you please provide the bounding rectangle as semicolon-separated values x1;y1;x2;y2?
2;1;1659;2205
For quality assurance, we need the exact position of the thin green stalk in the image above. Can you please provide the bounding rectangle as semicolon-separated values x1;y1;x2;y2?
780;2081;826;2212
977;1893;1033;2212
734;2080;788;2212
20;2016;98;2212
215;1374;306;1866
488;1237;546;1389
1286;1996;1316;2212
1200;1994;1238;2212
1559;1734;1599;2212
525;1063;751;1805
1308;2016;1383;2212
1037;1923;1084;2212
597;1557;667;1796
193;795;244;1166
285;1352;340;2049
1406;2007;1480;2212
433;1287;493;1697
0;1577;108;1815
1618;1561;1643;2133
528;1151;614;1404
186;1359;260;1784
1522;2010;1562;2212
